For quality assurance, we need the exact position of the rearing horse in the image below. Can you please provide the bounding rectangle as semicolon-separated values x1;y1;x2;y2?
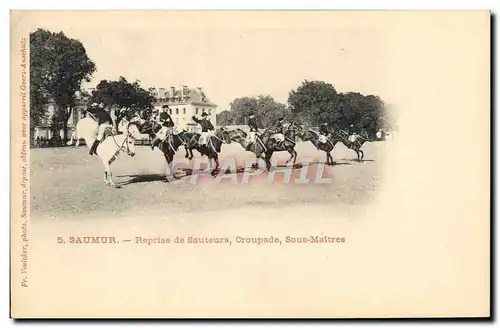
227;122;300;171
296;129;343;165
337;130;372;162
178;128;231;176
66;116;142;187
134;119;185;180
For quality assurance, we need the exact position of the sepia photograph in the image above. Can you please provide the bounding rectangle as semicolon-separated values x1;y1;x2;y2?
10;10;490;318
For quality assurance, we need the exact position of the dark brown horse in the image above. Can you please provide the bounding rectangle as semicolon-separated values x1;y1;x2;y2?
227;122;300;171
337;130;372;162
135;120;185;180
296;129;343;165
178;128;231;176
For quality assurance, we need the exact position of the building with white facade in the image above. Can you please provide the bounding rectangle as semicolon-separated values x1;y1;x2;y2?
33;90;91;141
150;85;217;133
33;85;217;142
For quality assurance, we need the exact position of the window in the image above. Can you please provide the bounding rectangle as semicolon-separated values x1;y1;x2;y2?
169;108;172;115
176;108;179;115
196;108;199;115
183;108;186;114
202;108;206;113
208;109;212;115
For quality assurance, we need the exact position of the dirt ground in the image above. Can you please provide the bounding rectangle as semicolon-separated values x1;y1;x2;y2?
30;141;387;220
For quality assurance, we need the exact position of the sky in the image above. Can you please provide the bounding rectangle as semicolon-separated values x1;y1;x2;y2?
24;11;396;113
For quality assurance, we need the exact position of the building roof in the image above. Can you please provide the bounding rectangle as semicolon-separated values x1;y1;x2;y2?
152;86;217;107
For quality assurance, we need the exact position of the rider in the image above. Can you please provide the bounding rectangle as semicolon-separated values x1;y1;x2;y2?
348;125;361;148
270;116;285;147
89;103;116;156
192;112;215;147
246;114;259;148
318;122;330;148
151;105;175;150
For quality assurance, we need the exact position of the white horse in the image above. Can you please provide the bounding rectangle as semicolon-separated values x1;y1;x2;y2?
66;116;142;187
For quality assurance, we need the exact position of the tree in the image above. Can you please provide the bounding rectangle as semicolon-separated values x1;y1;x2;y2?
337;92;387;137
88;77;155;129
228;97;259;124
287;80;341;126
30;28;96;141
227;95;289;127
216;110;234;126
255;95;290;127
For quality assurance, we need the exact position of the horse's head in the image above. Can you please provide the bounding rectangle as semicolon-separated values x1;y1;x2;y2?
127;122;142;139
216;128;231;144
227;128;247;144
122;133;137;157
299;129;317;142
338;129;350;139
358;131;372;142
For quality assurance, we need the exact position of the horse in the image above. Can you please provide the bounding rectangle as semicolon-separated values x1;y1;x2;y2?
178;131;201;160
134;119;185;180
296;128;343;165
337;130;372;162
178;128;231;176
227;122;300;171
66;116;142;187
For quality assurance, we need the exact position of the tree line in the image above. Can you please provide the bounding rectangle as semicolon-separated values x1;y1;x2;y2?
30;29;156;144
30;28;394;144
217;80;394;137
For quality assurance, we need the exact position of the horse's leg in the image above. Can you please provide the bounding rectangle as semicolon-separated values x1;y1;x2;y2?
329;152;334;165
253;153;260;169
188;148;194;160
293;149;298;166
211;154;219;176
360;149;364;161
355;150;360;162
165;155;174;181
285;148;294;164
265;152;273;172
184;145;189;158
102;161;116;186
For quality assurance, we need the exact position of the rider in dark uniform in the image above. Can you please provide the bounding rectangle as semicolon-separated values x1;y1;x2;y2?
151;105;175;150
270;117;285;147
192;112;215;133
246;114;259;150
192;112;215;146
89;103;114;155
248;114;259;132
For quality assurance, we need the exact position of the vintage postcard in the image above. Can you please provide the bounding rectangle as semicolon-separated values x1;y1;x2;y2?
10;10;490;318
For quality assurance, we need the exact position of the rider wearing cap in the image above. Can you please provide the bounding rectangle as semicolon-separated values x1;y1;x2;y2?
270;116;285;147
246;114;259;148
317;122;330;147
89;102;116;155
348;124;361;148
151;105;175;150
192;112;215;147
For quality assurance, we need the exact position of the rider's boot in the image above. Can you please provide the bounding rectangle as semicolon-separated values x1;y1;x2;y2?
89;139;99;155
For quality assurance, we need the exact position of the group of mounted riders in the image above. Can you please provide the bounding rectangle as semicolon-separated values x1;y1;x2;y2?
84;102;216;156
84;102;368;164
